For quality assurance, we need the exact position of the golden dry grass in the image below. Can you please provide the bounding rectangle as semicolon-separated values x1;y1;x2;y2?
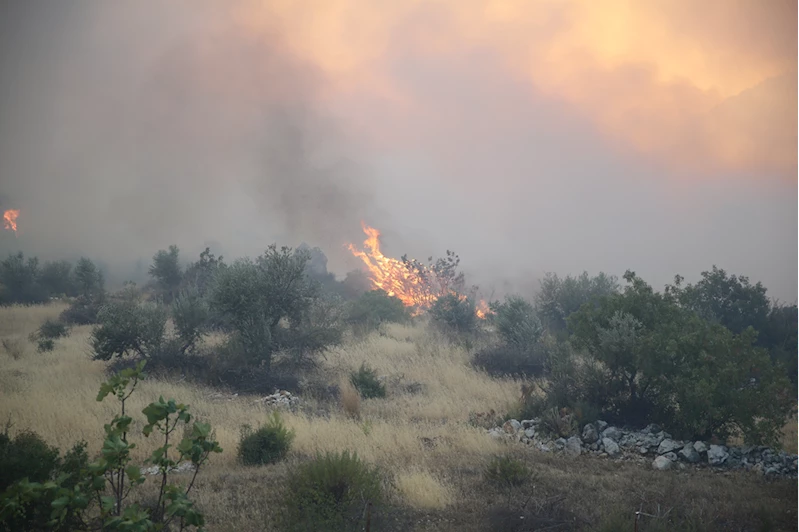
395;470;455;510
0;305;796;531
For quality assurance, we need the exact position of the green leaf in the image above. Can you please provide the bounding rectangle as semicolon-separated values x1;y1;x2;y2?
192;422;211;439
125;465;142;482
96;382;115;402
142;401;169;425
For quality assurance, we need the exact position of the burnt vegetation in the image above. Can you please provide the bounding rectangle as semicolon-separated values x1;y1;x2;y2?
0;241;796;531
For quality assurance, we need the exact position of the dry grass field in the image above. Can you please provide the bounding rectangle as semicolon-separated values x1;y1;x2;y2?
0;304;796;531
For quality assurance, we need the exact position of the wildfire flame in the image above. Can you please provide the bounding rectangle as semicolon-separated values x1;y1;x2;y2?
475;300;490;320
347;222;489;318
2;209;19;234
347;223;437;309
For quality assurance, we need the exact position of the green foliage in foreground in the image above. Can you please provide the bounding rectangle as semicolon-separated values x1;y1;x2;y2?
0;361;222;531
282;451;383;532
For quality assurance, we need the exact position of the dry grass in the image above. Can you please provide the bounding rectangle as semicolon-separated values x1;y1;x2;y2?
396;470;455;510
339;377;361;419
0;306;796;531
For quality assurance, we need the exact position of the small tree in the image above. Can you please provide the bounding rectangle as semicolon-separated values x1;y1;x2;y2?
39;261;76;298
172;287;210;354
181;248;224;297
149;245;183;304
91;300;168;361
61;258;106;325
73;258;104;299
210;245;320;372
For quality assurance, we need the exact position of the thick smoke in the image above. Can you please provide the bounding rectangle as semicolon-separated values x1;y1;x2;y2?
0;1;795;300
0;1;374;281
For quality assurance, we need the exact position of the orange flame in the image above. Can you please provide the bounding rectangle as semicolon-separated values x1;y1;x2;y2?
347;222;489;318
347;222;437;310
475;299;490;320
2;210;19;234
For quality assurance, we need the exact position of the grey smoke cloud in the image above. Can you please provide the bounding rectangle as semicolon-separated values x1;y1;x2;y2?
0;1;375;280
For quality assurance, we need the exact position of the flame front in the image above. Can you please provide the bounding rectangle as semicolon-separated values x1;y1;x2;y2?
2;210;19;234
347;222;489;318
347;223;437;310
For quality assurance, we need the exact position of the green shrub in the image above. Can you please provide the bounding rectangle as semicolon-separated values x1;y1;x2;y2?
90;300;168;360
0;440;90;532
346;290;409;333
237;413;294;466
35;339;55;353
0;427;60;492
493;296;542;348
349;362;386;399
483;455;530;489
564;271;794;442
38;320;69;340
535;271;619;334
472;344;547;378
430;293;477;334
283;450;383;531
28;319;70;353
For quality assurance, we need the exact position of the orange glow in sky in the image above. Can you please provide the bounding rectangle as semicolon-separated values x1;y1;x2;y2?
233;0;796;179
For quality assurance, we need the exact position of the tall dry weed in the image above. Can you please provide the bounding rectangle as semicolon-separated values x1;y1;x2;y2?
340;379;361;419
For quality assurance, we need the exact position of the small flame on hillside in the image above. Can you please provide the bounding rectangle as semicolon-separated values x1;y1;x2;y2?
347;222;488;318
3;209;19;235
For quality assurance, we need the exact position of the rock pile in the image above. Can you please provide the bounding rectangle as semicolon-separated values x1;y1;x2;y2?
488;418;798;478
252;390;300;409
206;390;301;409
140;461;196;476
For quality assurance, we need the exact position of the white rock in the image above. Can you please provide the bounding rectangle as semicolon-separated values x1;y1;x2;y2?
707;445;729;466
565;436;582;457
602;437;621;457
602;427;622;442
657;439;681;455
652;456;673;471
693;441;708;454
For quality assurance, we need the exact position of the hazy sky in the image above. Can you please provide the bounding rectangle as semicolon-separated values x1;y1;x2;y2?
0;1;796;300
